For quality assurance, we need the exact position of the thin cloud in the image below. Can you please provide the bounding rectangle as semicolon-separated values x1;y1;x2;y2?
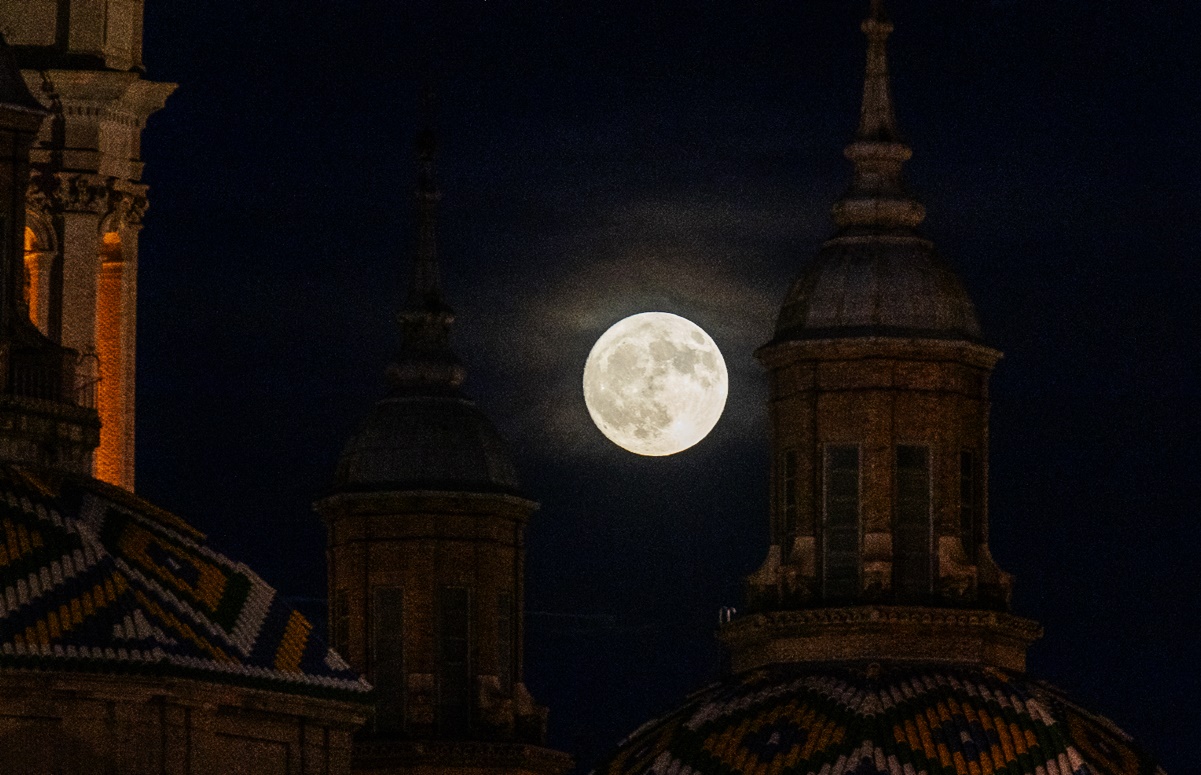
457;188;827;457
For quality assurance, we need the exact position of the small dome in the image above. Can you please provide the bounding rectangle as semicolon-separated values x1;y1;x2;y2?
773;235;982;344
593;663;1165;775
332;391;521;495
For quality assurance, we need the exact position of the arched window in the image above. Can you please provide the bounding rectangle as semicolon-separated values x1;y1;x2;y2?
372;587;405;734
438;586;471;735
781;448;798;545
894;446;933;598
22;224;52;334
822;445;860;600
497;592;514;694
960;450;979;562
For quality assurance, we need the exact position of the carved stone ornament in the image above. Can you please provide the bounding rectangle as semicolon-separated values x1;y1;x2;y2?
107;188;150;229
27;171;109;214
24;173;52;218
56;173;108;213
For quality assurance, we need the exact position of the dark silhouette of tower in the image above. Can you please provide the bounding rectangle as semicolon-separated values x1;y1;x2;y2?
315;126;571;775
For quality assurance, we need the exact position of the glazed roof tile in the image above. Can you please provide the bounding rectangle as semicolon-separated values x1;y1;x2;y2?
0;466;370;700
592;663;1165;775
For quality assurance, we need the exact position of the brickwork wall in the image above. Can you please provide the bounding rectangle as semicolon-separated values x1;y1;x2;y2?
753;337;1010;609
0;671;362;775
320;491;546;745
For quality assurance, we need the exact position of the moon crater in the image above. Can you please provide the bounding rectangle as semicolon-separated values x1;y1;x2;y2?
583;312;728;456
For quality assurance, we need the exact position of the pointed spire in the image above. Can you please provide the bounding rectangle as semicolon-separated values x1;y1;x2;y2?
409;87;443;311
387;93;466;391
831;0;926;233
856;0;899;143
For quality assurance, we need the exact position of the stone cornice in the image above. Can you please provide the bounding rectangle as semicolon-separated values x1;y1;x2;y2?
757;336;1003;371
315;488;538;523
719;605;1042;674
20;69;175;123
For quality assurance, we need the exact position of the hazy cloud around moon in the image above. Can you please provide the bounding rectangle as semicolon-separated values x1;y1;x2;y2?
454;188;823;458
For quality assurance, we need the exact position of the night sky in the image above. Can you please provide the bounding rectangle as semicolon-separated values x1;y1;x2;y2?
129;1;1197;771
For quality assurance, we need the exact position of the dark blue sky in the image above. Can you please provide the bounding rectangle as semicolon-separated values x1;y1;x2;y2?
131;1;1197;771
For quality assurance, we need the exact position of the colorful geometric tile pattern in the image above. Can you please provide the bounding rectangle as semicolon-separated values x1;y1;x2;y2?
592;663;1166;775
0;466;369;699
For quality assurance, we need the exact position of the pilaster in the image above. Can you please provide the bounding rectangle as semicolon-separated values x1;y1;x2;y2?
12;58;173;489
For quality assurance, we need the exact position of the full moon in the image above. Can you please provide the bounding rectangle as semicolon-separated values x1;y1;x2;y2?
583;312;728;456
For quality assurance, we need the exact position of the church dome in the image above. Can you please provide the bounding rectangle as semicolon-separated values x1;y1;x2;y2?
592;663;1165;775
329;125;522;498
332;391;521;495
0;464;369;699
764;0;984;349
773;235;983;344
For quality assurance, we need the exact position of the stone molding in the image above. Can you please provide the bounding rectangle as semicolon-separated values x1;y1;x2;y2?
316;488;538;523
719;605;1042;674
757;335;1003;372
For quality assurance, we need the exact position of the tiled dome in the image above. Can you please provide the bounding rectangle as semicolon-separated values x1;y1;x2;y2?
332;391;520;495
0;465;369;699
592;663;1164;775
773;235;983;345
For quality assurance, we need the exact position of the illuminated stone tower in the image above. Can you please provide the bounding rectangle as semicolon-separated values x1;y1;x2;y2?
0;0;175;489
315;128;570;775
735;0;1035;668
0;33;99;474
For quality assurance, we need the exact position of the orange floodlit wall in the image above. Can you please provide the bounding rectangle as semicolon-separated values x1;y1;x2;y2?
22;227;36;324
22;226;49;333
96;231;129;488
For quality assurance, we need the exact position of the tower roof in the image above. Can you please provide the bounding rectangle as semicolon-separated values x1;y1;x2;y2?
768;1;982;346
329;125;522;497
0;465;370;700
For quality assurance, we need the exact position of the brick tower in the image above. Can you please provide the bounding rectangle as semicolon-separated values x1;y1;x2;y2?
594;5;1164;773
0;0;174;489
314;127;571;775
733;0;1034;669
